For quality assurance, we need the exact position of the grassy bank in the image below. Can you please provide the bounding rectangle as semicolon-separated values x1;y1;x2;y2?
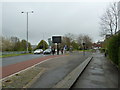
0;53;32;58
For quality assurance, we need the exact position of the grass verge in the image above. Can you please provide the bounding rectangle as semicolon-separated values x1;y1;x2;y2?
2;65;46;88
0;53;32;58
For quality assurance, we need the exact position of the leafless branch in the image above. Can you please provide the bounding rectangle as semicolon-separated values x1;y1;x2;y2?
99;2;118;36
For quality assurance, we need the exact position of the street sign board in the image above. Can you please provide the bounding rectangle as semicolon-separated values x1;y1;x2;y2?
52;36;61;43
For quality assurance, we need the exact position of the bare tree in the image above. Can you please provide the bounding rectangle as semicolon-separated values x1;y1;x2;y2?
77;34;92;49
61;33;93;50
83;35;92;49
2;37;14;51
61;36;71;49
77;34;84;45
62;33;75;48
100;2;118;36
64;33;75;42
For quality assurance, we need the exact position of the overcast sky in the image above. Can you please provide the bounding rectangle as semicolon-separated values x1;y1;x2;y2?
2;2;110;45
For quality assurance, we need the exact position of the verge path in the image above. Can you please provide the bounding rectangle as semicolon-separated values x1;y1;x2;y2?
72;51;118;88
2;55;65;78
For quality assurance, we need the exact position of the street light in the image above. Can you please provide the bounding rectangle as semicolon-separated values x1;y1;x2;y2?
21;11;34;53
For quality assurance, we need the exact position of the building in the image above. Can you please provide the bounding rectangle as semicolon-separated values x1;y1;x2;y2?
48;38;52;48
92;41;103;49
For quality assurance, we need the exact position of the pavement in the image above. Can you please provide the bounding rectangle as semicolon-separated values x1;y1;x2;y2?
72;50;119;88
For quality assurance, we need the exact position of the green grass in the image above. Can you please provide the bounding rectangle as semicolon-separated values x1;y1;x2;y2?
0;53;32;58
76;49;95;52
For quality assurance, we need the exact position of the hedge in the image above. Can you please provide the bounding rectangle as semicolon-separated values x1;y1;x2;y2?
100;48;105;53
107;33;120;66
118;47;120;67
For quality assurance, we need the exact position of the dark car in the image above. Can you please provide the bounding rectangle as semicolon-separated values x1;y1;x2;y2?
43;49;52;54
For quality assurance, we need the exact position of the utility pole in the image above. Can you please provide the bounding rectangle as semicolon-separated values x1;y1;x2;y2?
21;11;33;53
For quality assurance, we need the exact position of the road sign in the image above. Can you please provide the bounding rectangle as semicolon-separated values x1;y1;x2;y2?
52;36;62;43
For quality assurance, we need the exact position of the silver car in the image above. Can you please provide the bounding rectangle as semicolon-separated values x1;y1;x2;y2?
34;49;43;54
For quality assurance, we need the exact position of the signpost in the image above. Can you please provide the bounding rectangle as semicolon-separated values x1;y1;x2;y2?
52;36;62;55
52;36;61;43
83;43;85;56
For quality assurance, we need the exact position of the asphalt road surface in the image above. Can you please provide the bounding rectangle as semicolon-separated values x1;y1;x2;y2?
2;54;50;66
31;51;92;88
2;55;64;78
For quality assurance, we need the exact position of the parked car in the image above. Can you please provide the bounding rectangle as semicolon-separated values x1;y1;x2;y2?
34;49;43;54
43;49;52;54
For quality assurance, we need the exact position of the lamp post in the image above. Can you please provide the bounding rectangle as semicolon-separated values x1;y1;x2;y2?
21;11;33;53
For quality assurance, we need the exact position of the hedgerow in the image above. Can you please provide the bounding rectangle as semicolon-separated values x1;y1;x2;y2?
107;33;120;66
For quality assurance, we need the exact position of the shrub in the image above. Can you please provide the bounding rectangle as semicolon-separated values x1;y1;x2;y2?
35;40;48;51
107;33;120;65
118;47;120;67
100;48;106;53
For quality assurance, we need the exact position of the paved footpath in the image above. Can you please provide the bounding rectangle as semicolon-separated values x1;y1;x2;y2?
2;55;65;78
72;51;119;88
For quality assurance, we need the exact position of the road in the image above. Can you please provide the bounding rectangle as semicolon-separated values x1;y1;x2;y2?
2;54;50;66
2;54;65;78
2;51;119;88
31;51;92;88
2;51;92;87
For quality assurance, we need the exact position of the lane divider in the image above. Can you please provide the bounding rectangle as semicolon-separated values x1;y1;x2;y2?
53;56;93;88
23;68;46;88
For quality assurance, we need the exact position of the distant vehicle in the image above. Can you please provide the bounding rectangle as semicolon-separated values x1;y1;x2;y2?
43;49;52;54
34;49;43;54
93;47;98;50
